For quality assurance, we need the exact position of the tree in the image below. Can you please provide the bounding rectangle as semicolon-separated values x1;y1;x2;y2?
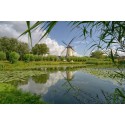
32;43;49;55
17;42;30;60
90;50;104;59
0;37;29;60
9;52;20;63
23;54;34;62
0;51;6;60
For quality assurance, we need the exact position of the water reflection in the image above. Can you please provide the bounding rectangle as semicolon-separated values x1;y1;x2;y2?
18;69;123;104
32;74;49;84
66;71;74;81
19;71;67;95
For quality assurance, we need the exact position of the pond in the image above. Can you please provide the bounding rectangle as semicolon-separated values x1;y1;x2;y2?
17;67;125;104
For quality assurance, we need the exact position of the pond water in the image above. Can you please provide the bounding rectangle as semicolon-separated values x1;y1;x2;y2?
18;67;125;104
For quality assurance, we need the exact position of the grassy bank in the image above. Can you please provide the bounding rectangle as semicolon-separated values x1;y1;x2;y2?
0;59;118;71
0;83;45;104
0;61;85;70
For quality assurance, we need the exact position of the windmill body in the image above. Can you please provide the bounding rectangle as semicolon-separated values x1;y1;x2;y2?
66;46;73;57
61;38;75;57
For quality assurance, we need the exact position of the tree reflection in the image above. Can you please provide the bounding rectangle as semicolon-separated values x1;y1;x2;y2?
32;74;49;84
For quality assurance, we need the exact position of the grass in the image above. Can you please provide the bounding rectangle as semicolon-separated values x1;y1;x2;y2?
0;61;85;70
0;83;45;104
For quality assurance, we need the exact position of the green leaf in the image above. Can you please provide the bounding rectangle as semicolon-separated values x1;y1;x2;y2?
19;21;43;37
115;88;125;99
38;21;57;42
110;49;115;64
26;21;32;48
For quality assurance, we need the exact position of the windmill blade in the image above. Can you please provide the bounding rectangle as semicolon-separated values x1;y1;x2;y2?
61;48;67;55
68;37;76;45
61;72;67;80
71;47;76;52
62;41;68;46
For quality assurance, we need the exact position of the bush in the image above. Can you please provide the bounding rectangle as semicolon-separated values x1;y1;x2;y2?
0;51;6;60
60;56;65;61
9;52;20;63
34;55;43;61
23;54;35;62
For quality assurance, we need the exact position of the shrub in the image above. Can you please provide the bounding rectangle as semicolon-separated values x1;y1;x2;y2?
23;54;35;62
9;52;20;63
34;55;43;61
0;51;6;60
60;56;65;61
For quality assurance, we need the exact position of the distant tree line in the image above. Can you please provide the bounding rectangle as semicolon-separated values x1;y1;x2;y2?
0;37;49;63
0;37;118;64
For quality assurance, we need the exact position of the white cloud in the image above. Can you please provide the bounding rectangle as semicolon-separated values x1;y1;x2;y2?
105;44;125;57
0;21;81;56
18;71;75;95
0;21;28;43
40;38;65;56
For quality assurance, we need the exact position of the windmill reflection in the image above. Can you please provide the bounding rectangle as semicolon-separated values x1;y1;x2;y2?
66;71;74;81
62;71;102;104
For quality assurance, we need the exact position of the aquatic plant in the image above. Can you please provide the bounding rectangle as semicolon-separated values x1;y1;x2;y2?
0;71;46;85
82;68;125;85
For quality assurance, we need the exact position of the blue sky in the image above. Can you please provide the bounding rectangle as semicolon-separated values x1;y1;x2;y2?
48;21;92;56
0;21;101;56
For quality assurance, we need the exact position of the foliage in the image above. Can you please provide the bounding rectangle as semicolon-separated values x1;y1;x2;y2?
0;51;6;60
32;43;49;55
60;56;65;61
23;54;34;62
0;83;44;104
0;37;29;60
102;88;125;104
47;55;58;61
9;52;20;64
90;50;105;59
20;21;57;43
34;55;43;61
17;42;30;60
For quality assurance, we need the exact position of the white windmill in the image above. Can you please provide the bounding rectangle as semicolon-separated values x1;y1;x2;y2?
61;38;75;57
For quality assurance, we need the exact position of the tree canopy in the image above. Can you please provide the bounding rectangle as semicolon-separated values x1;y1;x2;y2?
32;43;49;55
90;50;105;59
0;37;30;60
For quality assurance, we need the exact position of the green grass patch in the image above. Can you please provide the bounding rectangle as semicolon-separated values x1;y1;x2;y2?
0;83;45;104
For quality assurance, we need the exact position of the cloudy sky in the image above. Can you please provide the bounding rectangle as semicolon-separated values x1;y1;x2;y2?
0;21;86;56
0;21;124;56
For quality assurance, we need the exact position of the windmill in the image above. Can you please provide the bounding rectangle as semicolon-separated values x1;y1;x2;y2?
61;38;75;57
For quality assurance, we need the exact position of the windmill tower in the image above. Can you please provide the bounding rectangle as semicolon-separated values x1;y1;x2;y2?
61;38;75;57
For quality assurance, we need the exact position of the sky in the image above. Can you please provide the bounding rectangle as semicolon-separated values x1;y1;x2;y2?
0;21;124;56
0;21;91;56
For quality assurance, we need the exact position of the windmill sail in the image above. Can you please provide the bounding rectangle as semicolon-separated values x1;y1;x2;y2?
61;38;76;57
